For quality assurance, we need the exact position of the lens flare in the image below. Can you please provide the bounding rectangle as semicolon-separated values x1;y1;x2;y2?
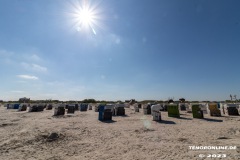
66;0;103;35
140;116;152;129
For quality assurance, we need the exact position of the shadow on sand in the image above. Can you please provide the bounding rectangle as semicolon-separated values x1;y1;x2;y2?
177;117;193;120
202;118;223;122
114;115;129;117
156;120;176;124
99;120;117;123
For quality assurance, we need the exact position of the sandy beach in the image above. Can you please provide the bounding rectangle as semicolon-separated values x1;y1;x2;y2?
0;105;240;160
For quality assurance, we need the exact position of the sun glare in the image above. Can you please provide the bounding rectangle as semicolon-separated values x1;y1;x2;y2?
67;0;102;35
78;8;93;26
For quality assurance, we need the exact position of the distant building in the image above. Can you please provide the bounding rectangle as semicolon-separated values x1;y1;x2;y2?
19;97;30;103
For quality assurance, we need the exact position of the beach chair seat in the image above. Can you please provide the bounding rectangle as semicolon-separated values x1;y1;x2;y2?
138;104;142;108
7;104;14;109
37;104;44;111
114;106;125;115
29;104;38;112
151;105;162;121
186;104;192;113
224;104;239;116
18;103;27;111
98;105;113;121
143;104;151;115
74;104;79;110
199;103;208;114
95;105;99;112
192;104;204;118
67;105;75;114
227;107;239;115
80;103;88;111
207;103;221;116
54;105;65;116
46;104;53;110
29;104;43;112
167;104;180;118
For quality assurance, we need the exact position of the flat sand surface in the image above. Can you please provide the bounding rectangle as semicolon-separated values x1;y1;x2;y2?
0;105;240;160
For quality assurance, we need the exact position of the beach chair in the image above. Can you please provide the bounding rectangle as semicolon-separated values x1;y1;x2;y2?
167;104;180;118
114;104;125;116
143;103;151;115
192;104;204;118
7;103;20;109
74;104;79;110
138;104;142;108
207;103;221;116
37;104;44;111
186;103;192;113
222;104;239;116
54;105;65;116
105;104;115;115
46;104;53;110
98;105;112;121
80;103;88;111
236;104;240;115
14;104;20;109
28;104;38;112
88;104;92;110
159;103;166;111
199;103;208;114
151;105;162;121
7;104;14;109
132;103;139;112
18;103;27;111
67;104;75;114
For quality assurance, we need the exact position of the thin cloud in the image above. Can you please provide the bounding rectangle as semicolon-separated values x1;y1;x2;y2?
17;74;39;80
30;54;41;61
21;62;47;72
32;64;47;72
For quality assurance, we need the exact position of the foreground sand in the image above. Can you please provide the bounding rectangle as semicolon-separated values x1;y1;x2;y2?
0;105;240;160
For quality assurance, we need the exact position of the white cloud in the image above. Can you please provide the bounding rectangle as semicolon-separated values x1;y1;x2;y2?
30;54;41;61
21;62;47;72
32;64;47;72
17;75;39;80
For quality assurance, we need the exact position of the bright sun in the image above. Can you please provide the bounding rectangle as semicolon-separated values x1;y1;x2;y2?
68;0;102;35
78;8;94;26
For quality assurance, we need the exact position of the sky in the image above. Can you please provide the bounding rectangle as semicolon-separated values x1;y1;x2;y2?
0;0;240;101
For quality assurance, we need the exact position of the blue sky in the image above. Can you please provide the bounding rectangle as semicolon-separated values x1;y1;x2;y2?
0;0;240;101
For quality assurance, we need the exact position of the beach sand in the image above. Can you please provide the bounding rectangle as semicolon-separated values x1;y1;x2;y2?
0;105;239;160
